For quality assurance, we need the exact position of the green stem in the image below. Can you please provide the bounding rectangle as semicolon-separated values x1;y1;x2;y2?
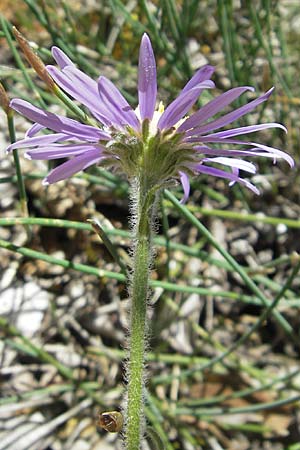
7;109;28;217
164;190;294;337
126;179;154;450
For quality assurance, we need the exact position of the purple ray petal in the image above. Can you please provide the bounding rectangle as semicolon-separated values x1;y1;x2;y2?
98;76;140;130
200;122;287;139
193;145;212;152
178;86;254;132
179;171;190;203
138;33;157;121
63;66;120;126
202;156;257;173
63;67;111;122
51;46;75;69
63;65;97;89
47;65;95;102
250;142;295;167
193;137;295;167
188;87;274;135
10;99;109;141
193;164;260;194
42;149;104;185
47;65;113;126
228;166;240;186
25;144;103;160
193;145;290;160
6;132;72;152
181;65;215;94
157;80;215;130
25;123;45;137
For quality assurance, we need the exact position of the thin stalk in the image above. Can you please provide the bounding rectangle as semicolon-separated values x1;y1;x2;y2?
164;190;294;338
174;394;300;418
125;180;155;450
217;0;236;86
0;317;74;380
0;317;108;406
246;0;292;97
0;237;280;306
0;238;125;281
0;16;47;108
7;109;28;217
154;256;300;385
177;368;300;407
0;218;298;272
1;237;300;309
176;204;300;229
87;217;127;275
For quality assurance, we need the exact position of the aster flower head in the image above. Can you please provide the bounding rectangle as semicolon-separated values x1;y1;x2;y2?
7;34;293;200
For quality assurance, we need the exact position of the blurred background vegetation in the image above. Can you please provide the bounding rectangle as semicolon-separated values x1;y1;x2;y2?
0;1;300;450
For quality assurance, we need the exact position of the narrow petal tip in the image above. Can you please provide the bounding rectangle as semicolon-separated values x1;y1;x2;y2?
280;123;288;134
204;80;215;89
51;46;74;69
138;33;157;121
141;33;151;44
9;98;17;109
24;152;32;160
179;171;190;204
200;64;215;75
42;178;49;186
263;86;275;100
46;65;55;74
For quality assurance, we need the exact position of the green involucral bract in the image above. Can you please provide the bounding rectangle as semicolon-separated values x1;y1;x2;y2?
103;119;197;193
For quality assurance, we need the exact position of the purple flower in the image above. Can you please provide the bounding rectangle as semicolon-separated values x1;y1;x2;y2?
7;34;293;199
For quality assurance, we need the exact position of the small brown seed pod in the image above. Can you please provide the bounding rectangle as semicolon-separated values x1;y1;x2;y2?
12;26;56;91
97;411;123;433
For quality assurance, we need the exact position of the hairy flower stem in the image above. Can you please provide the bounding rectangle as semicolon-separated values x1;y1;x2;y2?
125;178;156;450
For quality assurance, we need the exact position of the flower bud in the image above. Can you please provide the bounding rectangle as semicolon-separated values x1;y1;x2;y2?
0;82;10;114
12;26;56;91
